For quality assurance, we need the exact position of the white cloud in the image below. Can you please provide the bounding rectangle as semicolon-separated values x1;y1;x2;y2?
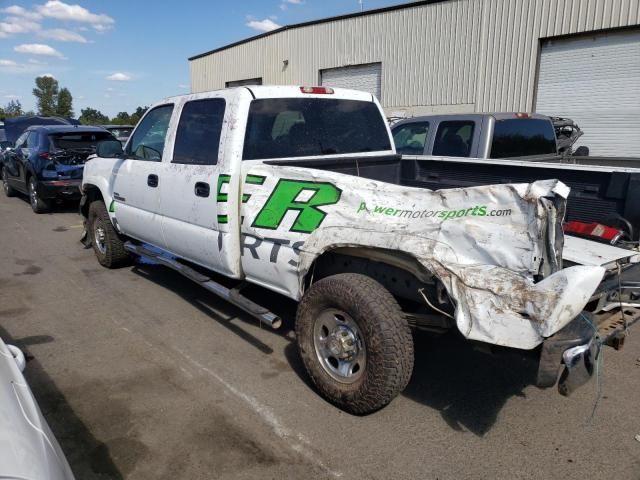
280;0;303;9
39;28;87;43
106;72;131;81
5;94;20;99
14;43;65;58
36;1;114;28
1;5;43;21
0;59;18;67
178;84;189;89
28;58;46;64
246;18;281;32
0;17;41;37
41;73;56;78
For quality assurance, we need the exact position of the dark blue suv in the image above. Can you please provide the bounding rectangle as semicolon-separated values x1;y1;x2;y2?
1;125;114;213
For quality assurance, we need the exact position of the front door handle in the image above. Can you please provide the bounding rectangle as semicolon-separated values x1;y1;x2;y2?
147;174;158;188
194;182;210;198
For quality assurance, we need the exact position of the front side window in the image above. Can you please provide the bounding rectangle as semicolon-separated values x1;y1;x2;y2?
432;121;475;157
173;98;226;165
392;122;430;155
490;119;557;158
126;104;174;161
243;98;391;160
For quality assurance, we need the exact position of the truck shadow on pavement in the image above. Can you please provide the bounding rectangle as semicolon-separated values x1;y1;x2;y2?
402;331;539;436
129;262;539;437
0;326;124;480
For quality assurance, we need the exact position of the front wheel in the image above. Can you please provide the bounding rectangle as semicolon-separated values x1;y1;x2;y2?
28;177;50;213
88;200;131;268
296;273;414;414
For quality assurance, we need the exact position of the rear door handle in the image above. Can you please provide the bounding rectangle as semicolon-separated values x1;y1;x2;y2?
147;174;158;187
194;182;210;198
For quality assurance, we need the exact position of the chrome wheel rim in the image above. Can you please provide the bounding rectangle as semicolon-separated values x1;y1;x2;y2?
29;180;38;208
313;309;366;384
94;224;107;254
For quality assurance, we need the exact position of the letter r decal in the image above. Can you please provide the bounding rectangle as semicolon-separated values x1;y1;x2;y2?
252;179;341;233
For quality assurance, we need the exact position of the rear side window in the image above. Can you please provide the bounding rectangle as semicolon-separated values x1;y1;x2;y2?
27;132;39;148
49;131;113;149
173;98;226;165
243;98;391;160
127;104;174;161
392;122;429;155
432;121;474;157
490;119;557;158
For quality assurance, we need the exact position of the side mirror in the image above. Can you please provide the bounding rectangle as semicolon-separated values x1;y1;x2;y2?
96;139;124;158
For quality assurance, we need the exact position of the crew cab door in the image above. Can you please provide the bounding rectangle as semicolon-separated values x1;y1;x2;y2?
111;104;174;245
158;97;231;274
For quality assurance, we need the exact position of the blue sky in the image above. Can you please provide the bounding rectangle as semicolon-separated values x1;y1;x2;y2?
0;0;409;117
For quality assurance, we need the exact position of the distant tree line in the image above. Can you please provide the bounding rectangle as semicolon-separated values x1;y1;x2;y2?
0;76;148;127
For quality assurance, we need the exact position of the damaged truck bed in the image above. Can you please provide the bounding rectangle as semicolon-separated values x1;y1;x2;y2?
80;85;637;413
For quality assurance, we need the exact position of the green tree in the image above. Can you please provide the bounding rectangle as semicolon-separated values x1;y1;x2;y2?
56;87;74;117
79;107;110;125
130;105;148;124
0;99;24;118
33;76;59;116
111;111;132;125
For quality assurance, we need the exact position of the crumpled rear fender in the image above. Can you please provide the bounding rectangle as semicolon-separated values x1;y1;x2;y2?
298;228;604;350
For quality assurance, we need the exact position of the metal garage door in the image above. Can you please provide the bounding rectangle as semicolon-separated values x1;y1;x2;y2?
321;63;382;101
535;29;640;157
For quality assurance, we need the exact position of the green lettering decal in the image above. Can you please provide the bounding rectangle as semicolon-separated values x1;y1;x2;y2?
217;214;228;224
252;179;341;233
217;174;231;202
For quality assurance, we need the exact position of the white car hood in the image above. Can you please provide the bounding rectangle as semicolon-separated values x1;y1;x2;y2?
0;338;75;480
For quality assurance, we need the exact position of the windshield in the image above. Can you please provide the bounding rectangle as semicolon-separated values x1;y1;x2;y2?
49;131;114;150
490;119;557;158
243;98;391;160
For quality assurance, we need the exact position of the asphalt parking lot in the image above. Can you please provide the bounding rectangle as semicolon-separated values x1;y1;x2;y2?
1;192;639;480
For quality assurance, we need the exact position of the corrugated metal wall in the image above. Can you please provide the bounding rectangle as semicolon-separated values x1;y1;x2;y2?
189;0;640;113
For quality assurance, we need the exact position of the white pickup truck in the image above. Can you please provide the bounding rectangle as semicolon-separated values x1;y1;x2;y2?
80;85;638;413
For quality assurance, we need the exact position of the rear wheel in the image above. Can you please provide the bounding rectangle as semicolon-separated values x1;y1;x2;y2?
88;200;131;268
296;273;414;414
28;176;50;213
2;167;16;197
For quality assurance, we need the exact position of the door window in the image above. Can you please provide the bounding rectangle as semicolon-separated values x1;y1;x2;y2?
392;122;430;154
173;98;226;165
126;104;174;161
432;121;475;157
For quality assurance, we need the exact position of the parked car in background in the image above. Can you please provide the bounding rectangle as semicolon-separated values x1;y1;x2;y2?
1;125;115;213
392;113;640;242
0;337;75;479
80;85;636;413
101;125;134;145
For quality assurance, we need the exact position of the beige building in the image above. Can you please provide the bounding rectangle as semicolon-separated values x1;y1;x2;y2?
189;0;640;156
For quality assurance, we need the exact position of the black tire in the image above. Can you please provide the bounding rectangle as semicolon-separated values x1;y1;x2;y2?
296;273;414;414
88;200;131;268
27;176;51;213
2;167;16;197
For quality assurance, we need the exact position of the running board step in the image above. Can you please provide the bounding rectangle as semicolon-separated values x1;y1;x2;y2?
124;242;282;329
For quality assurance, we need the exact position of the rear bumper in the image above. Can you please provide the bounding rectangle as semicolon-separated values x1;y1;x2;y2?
37;179;81;199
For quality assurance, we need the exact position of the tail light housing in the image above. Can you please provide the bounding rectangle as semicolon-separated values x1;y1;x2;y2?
300;86;334;94
38;151;50;159
564;221;624;245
